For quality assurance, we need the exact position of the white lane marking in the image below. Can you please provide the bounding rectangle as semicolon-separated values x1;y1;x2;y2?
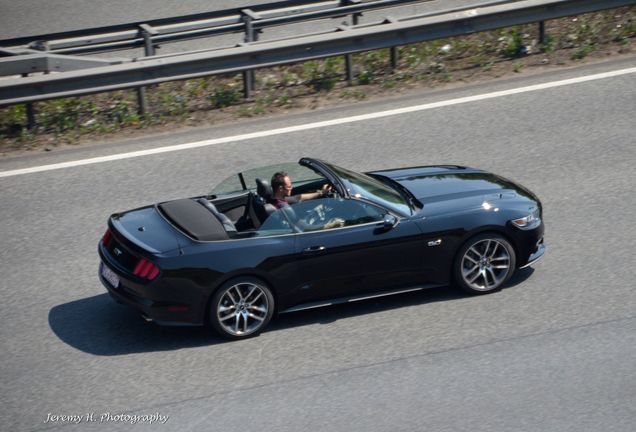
1;66;635;179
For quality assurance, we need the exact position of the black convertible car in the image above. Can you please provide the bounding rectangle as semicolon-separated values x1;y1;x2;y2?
98;158;545;339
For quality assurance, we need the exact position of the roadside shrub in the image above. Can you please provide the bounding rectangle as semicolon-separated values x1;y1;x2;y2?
304;57;341;92
107;100;138;125
499;27;526;58
357;70;373;85
211;85;240;108
571;44;596;60
0;104;27;136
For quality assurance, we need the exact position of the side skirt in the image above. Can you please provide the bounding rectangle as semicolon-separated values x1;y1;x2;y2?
280;284;443;314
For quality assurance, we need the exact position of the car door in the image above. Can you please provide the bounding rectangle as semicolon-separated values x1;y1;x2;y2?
291;198;426;304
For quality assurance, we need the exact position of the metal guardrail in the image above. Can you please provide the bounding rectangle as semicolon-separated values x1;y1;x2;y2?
0;0;634;109
0;0;428;55
0;0;331;51
0;0;437;113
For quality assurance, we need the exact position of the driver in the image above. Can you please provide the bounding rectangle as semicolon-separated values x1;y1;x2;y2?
269;172;331;209
269;172;344;230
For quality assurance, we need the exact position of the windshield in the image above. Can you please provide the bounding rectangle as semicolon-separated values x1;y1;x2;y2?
210;162;323;196
325;163;413;215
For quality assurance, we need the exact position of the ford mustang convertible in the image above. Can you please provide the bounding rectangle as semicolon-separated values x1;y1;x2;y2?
98;158;545;339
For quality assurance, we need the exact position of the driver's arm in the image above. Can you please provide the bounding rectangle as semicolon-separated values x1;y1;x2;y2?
297;184;331;202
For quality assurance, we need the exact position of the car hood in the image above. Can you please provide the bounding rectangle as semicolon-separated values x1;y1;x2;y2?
370;166;537;204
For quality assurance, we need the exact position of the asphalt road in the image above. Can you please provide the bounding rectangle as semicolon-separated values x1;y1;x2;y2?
1;57;635;431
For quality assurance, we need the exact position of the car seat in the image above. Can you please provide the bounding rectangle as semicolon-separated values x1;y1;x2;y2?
252;178;277;227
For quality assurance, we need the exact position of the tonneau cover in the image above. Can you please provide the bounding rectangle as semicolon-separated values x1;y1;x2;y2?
158;198;228;241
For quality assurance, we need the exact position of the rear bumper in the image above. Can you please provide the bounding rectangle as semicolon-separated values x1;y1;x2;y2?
99;264;201;327
98;239;206;326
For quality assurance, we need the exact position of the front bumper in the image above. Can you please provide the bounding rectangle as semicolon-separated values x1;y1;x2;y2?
508;218;545;268
520;241;546;269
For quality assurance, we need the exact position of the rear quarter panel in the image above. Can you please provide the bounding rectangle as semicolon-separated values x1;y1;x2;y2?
172;235;298;319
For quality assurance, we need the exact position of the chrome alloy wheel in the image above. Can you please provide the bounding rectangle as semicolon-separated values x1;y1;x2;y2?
461;239;512;291
217;282;270;337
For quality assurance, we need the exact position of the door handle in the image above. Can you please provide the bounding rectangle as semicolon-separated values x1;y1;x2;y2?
302;246;326;254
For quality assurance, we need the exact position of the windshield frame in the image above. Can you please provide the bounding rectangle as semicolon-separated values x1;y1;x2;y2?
318;160;415;217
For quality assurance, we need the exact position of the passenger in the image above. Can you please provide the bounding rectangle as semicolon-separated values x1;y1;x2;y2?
269;172;331;209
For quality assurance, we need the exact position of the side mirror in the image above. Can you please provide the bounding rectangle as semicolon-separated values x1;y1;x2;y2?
383;214;398;229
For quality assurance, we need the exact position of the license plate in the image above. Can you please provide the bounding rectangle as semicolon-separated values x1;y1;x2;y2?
101;262;120;288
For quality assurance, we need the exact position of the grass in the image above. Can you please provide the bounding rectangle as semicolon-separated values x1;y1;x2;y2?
1;6;634;151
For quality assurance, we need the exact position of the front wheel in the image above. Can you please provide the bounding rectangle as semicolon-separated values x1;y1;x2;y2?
453;234;516;294
209;277;275;339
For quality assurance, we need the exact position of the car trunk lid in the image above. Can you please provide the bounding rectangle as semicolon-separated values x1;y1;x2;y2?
110;206;185;256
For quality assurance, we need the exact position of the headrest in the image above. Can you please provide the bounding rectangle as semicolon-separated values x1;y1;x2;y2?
197;198;236;233
256;178;273;199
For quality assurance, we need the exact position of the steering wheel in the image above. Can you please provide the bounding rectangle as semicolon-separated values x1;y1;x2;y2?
323;184;338;198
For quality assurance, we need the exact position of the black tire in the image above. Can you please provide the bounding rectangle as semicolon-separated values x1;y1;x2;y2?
453;233;516;294
209;276;275;340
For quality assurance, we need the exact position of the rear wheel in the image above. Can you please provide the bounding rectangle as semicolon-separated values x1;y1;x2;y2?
454;234;516;294
209;277;275;339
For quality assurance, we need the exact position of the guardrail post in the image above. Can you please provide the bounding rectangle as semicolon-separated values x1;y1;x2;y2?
538;20;546;45
390;47;398;70
345;53;354;86
381;17;399;72
18;41;49;130
251;28;261;90
20;73;36;130
26;102;36;130
242;9;261;99
23;79;36;130
137;86;148;116
344;0;362;86
140;24;157;57
136;24;157;117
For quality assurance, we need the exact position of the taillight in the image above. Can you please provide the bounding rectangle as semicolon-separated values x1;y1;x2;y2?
102;229;112;246
133;258;160;280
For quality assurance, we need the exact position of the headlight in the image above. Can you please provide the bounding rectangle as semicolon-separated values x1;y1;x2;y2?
511;208;541;228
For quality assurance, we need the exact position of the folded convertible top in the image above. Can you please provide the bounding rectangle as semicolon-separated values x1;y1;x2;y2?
158;198;229;241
